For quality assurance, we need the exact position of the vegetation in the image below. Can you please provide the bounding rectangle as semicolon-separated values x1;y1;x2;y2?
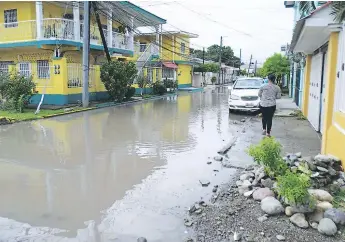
0;73;36;113
125;86;136;100
100;61;137;102
248;137;288;176
152;81;167;95
333;190;345;209
211;76;217;84
191;45;241;67
260;53;290;86
163;78;176;89
194;63;220;73
299;1;345;23
276;172;312;205
137;75;149;96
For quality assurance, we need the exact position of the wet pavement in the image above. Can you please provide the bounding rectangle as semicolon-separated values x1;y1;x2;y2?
0;86;254;241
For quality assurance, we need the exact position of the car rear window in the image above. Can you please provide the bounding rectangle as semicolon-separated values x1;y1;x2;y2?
234;79;262;89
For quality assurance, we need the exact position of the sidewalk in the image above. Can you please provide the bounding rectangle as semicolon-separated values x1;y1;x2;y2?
275;96;299;117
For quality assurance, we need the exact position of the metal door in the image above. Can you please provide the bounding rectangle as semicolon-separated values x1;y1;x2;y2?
308;53;323;131
320;51;328;134
294;67;301;106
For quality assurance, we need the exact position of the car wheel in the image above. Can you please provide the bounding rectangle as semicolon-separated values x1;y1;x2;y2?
229;108;234;113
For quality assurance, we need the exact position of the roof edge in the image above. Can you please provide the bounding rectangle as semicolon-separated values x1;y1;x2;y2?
119;1;167;24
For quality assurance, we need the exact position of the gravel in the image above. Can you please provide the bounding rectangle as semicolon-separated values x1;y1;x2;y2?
188;173;344;242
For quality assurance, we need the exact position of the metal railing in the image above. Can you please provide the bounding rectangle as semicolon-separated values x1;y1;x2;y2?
42;18;74;40
67;63;94;88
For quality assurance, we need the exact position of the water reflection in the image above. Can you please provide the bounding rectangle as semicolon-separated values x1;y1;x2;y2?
0;87;241;240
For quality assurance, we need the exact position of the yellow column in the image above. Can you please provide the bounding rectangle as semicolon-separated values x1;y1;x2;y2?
52;58;68;95
302;55;312;116
321;30;340;154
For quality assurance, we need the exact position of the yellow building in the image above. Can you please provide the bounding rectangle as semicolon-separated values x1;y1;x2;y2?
135;30;198;89
290;3;345;166
0;1;167;105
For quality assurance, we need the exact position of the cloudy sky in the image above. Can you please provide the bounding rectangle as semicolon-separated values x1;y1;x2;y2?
132;0;294;65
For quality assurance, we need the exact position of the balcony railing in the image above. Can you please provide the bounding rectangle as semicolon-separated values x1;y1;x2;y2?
0;18;133;51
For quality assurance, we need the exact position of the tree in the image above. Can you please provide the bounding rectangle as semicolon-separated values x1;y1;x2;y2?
193;63;220;73
206;45;240;67
330;2;345;22
137;75;149;96
261;53;290;86
100;61;137;102
190;48;204;59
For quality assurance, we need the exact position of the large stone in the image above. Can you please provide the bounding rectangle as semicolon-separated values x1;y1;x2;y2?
324;208;345;225
308;189;333;202
244;190;254;198
314;154;333;164
288;203;315;214
285;206;293;217
242;180;252;188
290;213;309;228
296;152;302;158
214;156;223;161
328;167;337;176
317;166;329;173
240;173;254;181
137;237;148;242
253;188;274;201
236;180;243;187
276;235;286;241
261;197;284;215
309;209;324;222
261;178;274;189
316;201;333;212
318;218;337;236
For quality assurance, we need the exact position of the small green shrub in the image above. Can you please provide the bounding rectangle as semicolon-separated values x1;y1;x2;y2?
100;61;137;102
125;86;136;100
0;74;36;112
211;76;217;84
152;81;166;95
137;75;149;95
163;78;174;89
276;172;311;205
248;137;288;176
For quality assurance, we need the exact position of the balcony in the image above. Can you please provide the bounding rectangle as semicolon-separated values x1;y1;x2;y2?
0;18;134;54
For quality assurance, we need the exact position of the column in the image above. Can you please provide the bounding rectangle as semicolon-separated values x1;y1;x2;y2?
73;2;80;41
154;25;160;54
321;24;341;154
107;10;112;47
301;55;312;116
172;36;175;62
36;1;43;39
128;16;134;51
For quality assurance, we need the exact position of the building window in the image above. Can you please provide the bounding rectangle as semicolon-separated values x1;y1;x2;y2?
4;9;18;28
147;68;153;82
0;61;14;74
37;60;50;79
140;42;147;52
162;68;174;79
181;42;186;54
19;62;31;77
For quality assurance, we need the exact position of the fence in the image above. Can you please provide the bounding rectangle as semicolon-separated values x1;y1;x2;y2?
67;63;95;88
14;62;54;87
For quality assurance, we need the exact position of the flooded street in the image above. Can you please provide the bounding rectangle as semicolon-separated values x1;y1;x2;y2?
0;87;249;242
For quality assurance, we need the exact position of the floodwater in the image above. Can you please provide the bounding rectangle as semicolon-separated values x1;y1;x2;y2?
0;86;246;242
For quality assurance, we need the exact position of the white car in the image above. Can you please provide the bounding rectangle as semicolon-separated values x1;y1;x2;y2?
228;78;264;112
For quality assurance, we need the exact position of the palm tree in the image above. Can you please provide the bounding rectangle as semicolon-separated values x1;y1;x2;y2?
298;1;317;17
330;2;345;22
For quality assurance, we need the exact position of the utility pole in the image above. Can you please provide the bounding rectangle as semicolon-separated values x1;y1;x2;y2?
202;47;205;86
239;48;242;72
82;1;90;108
254;60;258;75
92;2;111;62
248;54;253;77
218;36;223;85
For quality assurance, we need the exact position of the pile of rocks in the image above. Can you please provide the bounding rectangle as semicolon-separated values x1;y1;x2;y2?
235;154;345;237
283;153;344;190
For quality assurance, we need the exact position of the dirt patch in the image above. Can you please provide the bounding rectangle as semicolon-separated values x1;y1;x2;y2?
187;173;344;242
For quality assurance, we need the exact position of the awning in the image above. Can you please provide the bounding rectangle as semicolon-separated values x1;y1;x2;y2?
290;2;335;54
163;62;178;69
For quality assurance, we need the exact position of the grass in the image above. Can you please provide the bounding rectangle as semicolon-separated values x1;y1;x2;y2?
0;107;88;122
333;190;345;209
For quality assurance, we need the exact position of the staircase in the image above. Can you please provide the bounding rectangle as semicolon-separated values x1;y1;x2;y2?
136;43;158;78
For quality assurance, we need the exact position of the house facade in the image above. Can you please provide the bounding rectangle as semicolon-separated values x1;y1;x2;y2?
289;2;345;166
0;1;173;105
134;31;198;88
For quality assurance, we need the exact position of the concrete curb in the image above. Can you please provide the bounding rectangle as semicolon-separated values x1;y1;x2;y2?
0;93;179;125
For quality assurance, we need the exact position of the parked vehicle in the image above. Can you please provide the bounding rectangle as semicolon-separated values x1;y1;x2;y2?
228;77;263;112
